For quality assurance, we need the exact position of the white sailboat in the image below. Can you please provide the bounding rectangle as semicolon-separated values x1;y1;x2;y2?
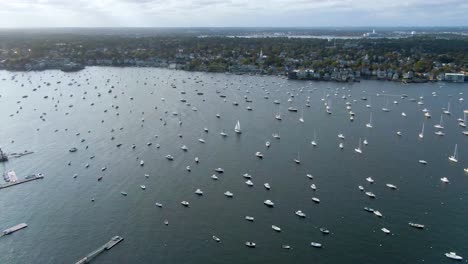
275;106;282;120
443;102;451;115
311;130;317;146
294;151;301;164
299;107;304;123
418;122;424;139
448;144;458;163
234;120;241;134
354;138;362;154
366;113;373;128
434;114;444;129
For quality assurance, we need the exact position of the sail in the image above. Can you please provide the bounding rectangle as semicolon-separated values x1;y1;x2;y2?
235;120;241;131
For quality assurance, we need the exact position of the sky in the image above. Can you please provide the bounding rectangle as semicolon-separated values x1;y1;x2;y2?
0;0;467;28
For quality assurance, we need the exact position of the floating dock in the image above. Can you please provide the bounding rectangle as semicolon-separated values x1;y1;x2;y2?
1;223;28;237
75;236;124;264
0;173;44;190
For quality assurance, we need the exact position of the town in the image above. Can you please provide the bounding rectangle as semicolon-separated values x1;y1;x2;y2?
0;29;467;83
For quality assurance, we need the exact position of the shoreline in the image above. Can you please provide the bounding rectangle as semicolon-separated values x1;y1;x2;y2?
0;65;454;84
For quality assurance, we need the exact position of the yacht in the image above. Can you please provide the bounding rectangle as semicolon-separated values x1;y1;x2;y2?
358;185;364;191
255;152;264;158
181;201;190;207
245;180;254;186
435;131;445;136
401;112;406;117
295;210;306;218
265;141;271;148
215;168;224;173
339;143;344;149
264;183;271;190
243;173;252;179
272;133;280;139
194;157;199;163
245;242;256;248
220;130;228;137
245;216;255;221
155;203;163;207
396;131;402;136
211;174;218;180
373;211;383;217
418;160;427;165
363;139;368;145
264;200;275;207
272;225;282;232
366;177;374;183
195;189;203;195
294;152;301;164
448;144;458;163
386;184;397;189
355;138;362;154
366;113;373;128
440;177;449;183
282;245;292;250
312;197;320;203
120;192;128;196
310;184;317;190
288;107;298;112
364;207;374;212
418;123;424;139
306;174;313;179
212;236;221;242
445;252;463;260
140;185;146;190
443;102;451;115
234;120;242;134
310;242;323;248
319;228;330;234
381;228;391;234
204;127;209;132
311;130;317;146
139;160;144;166
408;222;425;229
224;191;233;197
434;114;444;129
165;155;174;160
338;133;345;140
365;192;376;198
198;138;205;143
186;166;191;171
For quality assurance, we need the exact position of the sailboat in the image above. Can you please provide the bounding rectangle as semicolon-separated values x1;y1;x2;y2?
459;110;467;127
311;130;317;147
434;114;444;129
448;144;458;163
382;99;390;112
299;107;304;123
354;138;362;154
418;122;424;139
275;106;282;120
366;113;373;128
294;152;301;164
234;120;242;134
443;102;451;115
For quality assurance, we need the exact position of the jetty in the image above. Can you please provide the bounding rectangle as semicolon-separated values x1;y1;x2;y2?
75;236;124;264
0;173;44;190
1;223;28;237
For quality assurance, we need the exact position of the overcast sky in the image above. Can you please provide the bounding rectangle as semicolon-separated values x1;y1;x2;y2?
0;0;467;28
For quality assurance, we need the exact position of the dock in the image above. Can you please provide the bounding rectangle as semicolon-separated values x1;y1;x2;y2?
0;174;44;190
1;223;28;237
75;236;123;264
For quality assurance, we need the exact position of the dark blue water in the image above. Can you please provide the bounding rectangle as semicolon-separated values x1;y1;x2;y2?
0;67;467;264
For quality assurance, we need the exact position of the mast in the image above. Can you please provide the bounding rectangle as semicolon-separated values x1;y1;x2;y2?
454;144;458;159
0;147;7;162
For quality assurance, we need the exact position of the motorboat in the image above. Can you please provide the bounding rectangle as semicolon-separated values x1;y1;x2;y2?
295;210;306;218
264;200;275;207
312;197;320;203
310;242;322;248
445;252;463;260
181;201;190;207
245;216;255;221
264;183;271;190
224;191;234;197
272;225;282;232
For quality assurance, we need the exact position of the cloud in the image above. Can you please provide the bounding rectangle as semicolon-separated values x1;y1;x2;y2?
0;0;466;27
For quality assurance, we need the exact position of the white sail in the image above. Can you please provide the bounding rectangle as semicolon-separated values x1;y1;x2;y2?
235;120;241;133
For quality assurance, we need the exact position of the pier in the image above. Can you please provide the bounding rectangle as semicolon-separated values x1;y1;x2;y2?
0;174;44;190
75;236;123;264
